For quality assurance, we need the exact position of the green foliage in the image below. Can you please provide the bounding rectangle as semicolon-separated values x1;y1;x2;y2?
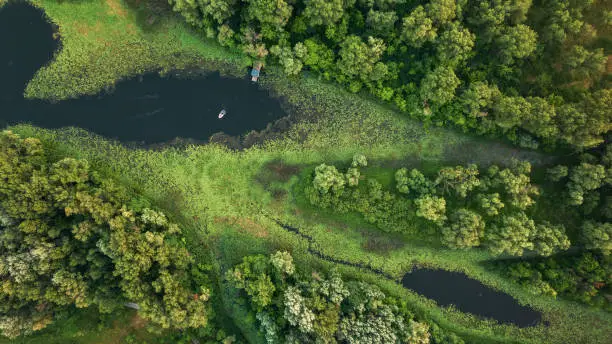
497;252;611;310
415;195;447;224
441;209;485;249
546;165;568;182
485;212;537;256
0;131;210;338
227;251;434;343
582;221;612;255
419;66;461;106
567;163;606;206
312;164;346;195
395;168;435;196
434;164;480;197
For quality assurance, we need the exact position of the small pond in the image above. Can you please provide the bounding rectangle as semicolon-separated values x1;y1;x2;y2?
0;3;287;144
402;268;541;327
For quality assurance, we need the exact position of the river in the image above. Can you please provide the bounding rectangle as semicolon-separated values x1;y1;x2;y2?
0;2;287;144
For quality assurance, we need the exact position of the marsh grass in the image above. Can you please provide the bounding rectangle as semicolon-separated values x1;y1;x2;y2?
25;0;249;100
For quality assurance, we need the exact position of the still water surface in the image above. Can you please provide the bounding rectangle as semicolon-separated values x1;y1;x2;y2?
0;3;286;144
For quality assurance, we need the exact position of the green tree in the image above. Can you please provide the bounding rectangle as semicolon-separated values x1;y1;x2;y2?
415;195;447;224
337;36;387;85
366;9;398;38
303;0;347;27
567;163;606;205
420;66;461;106
459;81;500;118
485;212;536;256
302;38;336;73
533;222;570;256
582;221;612;255
0;131;210;337
244;0;293;39
547;165;568;182
493;96;531;129
441;209;485;249
426;0;456;25
395;168;435;196
312;164;346;195
477;193;505;216
435;164;480;197
401;6;437;47
496;24;537;64
436;23;475;66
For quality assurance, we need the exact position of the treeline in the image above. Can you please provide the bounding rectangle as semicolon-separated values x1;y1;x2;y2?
169;0;611;149
226;250;462;343
306;153;611;257
492;252;611;310
0;131;211;338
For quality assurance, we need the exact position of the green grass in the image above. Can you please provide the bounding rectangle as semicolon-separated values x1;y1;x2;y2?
25;0;250;100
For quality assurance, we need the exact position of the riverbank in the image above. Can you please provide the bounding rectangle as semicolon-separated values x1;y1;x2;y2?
22;0;249;100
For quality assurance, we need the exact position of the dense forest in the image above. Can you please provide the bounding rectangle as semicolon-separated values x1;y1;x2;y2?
169;0;612;149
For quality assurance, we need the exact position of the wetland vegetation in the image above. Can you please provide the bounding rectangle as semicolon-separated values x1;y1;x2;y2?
0;0;611;343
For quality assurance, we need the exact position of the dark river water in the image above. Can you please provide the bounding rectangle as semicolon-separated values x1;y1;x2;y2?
0;3;286;144
1;2;542;328
402;268;541;327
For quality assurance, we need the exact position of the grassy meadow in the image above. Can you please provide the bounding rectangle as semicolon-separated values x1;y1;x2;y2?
4;0;611;343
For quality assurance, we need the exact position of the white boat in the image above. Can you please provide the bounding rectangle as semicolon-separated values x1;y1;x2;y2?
218;109;226;119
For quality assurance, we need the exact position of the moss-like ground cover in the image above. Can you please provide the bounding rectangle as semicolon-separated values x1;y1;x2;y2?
6;0;612;343
23;0;249;100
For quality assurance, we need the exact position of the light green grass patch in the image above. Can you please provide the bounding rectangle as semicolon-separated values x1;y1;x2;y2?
25;0;249;100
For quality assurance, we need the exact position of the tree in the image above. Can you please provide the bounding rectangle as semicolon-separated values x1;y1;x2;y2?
426;0;456;25
582;221;612;255
200;0;238;24
303;0;346;27
302;38;336;73
0;131;210;337
435;164;480;197
244;0;293;39
366;10;398;38
493;96;531;129
415;195;447;223
270;43;306;75
563;45;606;81
477;193;505;216
395;168;435;196
496;24;537;65
351;153;368;167
459;82;500;118
567;163;606;205
533;222;570;256
336;36;387;85
441;209;485;249
486;160;539;210
547;165;568;182
401;6;437;47
420;66;461;106
436;23;475;66
312;164;346;195
485;212;536;256
523;97;558;139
